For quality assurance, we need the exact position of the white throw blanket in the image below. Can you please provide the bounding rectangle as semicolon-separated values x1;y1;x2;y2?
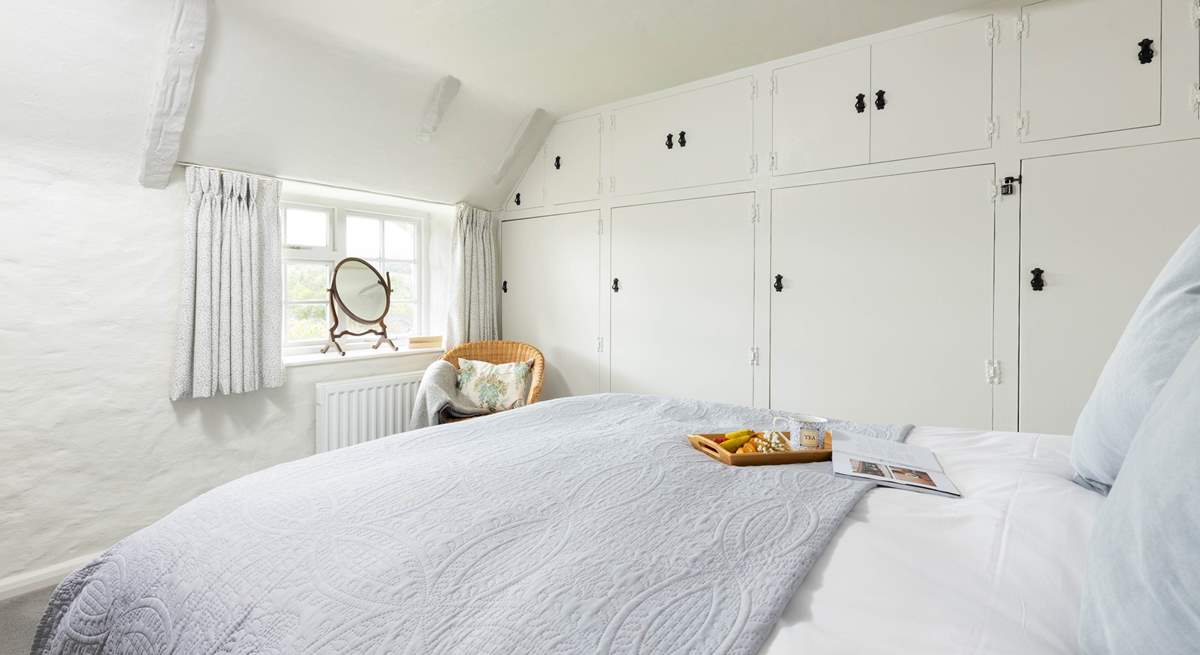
409;359;491;428
35;394;910;654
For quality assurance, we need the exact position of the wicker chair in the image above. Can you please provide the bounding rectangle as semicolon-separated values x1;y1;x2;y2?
442;340;545;406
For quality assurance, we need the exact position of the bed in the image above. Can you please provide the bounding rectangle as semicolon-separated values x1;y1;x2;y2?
32;395;1100;654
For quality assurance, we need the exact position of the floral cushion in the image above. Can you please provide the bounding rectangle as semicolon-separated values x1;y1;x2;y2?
457;358;534;412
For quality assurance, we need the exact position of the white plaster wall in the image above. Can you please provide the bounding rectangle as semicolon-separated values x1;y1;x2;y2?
0;1;445;583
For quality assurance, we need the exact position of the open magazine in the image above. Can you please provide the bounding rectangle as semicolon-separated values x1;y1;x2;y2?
832;431;960;497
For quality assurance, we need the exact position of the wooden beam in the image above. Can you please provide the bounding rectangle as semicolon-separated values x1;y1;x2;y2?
415;75;461;144
491;108;551;185
139;0;210;188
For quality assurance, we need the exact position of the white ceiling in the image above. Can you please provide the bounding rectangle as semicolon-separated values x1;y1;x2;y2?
246;0;989;117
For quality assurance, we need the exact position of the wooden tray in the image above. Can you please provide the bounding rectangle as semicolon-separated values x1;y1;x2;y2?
688;432;833;466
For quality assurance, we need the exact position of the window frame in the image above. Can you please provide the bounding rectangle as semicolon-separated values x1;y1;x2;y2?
281;196;431;356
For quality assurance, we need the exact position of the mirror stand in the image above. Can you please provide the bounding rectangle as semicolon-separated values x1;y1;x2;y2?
320;257;400;357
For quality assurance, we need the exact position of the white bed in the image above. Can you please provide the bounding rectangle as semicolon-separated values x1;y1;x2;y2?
768;427;1102;654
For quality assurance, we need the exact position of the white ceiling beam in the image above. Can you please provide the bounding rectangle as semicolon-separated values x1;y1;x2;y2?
491;108;552;185
415;75;461;144
138;0;210;188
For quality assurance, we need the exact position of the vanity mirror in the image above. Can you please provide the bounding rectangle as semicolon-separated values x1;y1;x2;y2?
321;257;398;355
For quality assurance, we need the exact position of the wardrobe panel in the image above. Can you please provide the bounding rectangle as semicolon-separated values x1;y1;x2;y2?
501;211;600;399
506;148;545;211
1019;140;1200;434
1019;0;1161;143
870;16;995;163
545;115;602;205
771;166;996;428
772;47;871;175
610;194;755;404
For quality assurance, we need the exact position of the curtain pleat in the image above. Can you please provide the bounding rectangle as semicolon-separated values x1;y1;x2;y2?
171;166;283;400
445;203;499;348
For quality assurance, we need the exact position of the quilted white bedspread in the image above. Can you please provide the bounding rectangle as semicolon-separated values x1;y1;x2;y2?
33;394;907;654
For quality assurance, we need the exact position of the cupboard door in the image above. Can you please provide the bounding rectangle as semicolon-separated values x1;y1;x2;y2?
871;16;994;163
1019;141;1200;434
610;194;755;404
772;48;871;175
771;166;995;428
501;211;600;399
506;148;545;211
611;78;754;196
1020;0;1161;143
545;115;602;205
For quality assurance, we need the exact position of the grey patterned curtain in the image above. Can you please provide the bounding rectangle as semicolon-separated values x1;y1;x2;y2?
170;166;283;400
445;203;499;348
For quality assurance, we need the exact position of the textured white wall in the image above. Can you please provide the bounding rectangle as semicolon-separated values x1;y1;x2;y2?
0;1;445;582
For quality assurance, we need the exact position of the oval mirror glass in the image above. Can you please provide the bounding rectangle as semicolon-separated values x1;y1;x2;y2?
332;258;389;324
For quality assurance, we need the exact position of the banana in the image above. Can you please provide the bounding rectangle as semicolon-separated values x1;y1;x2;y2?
719;433;754;452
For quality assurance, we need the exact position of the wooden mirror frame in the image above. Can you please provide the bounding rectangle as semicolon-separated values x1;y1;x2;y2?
321;257;398;356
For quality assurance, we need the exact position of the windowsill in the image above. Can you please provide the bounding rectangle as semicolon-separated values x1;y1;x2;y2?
283;346;444;368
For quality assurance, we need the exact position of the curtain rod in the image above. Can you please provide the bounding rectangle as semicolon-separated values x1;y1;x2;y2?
175;160;452;207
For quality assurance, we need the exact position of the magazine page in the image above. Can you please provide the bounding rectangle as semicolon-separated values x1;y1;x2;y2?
832;431;960;497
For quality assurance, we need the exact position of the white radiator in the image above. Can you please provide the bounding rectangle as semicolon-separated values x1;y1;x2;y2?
315;372;424;453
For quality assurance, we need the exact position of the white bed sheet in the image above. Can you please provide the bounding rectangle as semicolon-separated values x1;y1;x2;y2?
764;427;1103;655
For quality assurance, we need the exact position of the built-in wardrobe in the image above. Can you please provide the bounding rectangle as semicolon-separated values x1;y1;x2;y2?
500;0;1200;435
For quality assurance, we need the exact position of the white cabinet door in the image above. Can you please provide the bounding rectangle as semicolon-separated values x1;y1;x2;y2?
506;148;545;211
1019;140;1200;434
610;194;755;404
1020;0;1161;143
611;78;755;196
871;16;995;163
545;115;602;205
771;165;995;428
501;211;600;399
772;48;871;175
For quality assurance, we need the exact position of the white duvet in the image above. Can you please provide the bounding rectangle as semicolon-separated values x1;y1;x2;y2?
766;427;1103;655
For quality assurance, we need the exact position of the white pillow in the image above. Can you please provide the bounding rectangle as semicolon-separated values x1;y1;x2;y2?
457;358;534;412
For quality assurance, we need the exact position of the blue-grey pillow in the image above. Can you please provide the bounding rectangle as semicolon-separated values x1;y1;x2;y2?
1078;335;1200;655
1072;224;1200;493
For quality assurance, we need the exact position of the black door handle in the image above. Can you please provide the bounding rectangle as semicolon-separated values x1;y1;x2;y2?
773;274;783;292
678;131;687;147
1031;268;1046;291
514;192;521;206
1138;38;1155;64
855;93;866;114
612;278;620;292
502;280;508;293
554;155;561;170
665;133;674;149
875;90;887;110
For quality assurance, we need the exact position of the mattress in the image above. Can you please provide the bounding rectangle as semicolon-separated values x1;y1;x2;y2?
764;426;1103;655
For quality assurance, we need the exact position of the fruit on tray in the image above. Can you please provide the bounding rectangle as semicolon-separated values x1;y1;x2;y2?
719;432;755;452
736;431;793;454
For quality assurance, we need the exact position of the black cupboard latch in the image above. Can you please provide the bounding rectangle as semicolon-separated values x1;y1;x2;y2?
1030;268;1046;292
773;274;784;292
855;93;866;114
875;90;887;110
1001;175;1022;196
665;133;674;149
611;278;620;292
502;280;508;293
1138;38;1155;64
678;131;687;147
514;192;521;206
554;155;561;170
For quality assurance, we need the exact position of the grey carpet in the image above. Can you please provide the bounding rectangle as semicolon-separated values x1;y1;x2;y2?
0;587;49;655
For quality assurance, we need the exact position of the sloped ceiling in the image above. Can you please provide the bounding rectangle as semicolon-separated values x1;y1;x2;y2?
180;0;987;209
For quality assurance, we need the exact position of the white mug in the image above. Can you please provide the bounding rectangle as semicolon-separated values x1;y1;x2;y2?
774;414;828;449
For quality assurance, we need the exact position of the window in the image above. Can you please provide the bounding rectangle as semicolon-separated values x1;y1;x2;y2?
282;196;428;355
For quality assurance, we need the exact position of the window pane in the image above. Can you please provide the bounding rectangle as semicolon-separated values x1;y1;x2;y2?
285;207;330;248
384;220;415;260
287;304;328;341
386;302;416;336
286;262;329;301
346;215;381;259
385;263;416;301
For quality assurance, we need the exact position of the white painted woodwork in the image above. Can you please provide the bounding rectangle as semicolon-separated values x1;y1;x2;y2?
1018;140;1200;434
138;0;209;188
771;165;996;428
501;211;601;399
610;78;755;196
772;48;871;175
415;75;462;144
870;16;995;163
610;194;755;404
544;115;602;205
506;147;545;210
1019;0;1162;143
